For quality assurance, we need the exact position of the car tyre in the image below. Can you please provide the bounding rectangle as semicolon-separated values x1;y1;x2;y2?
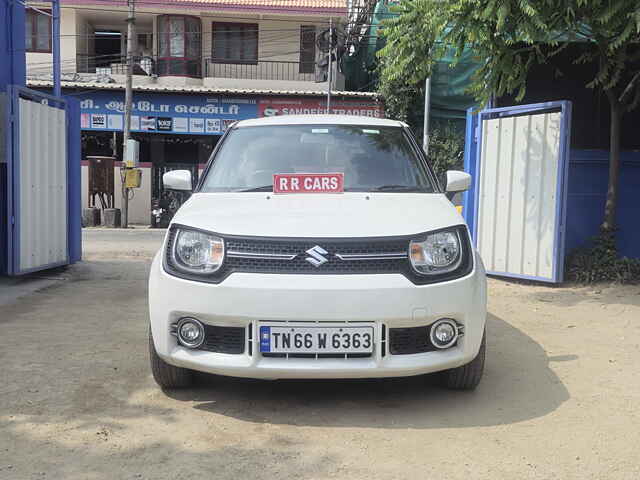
442;330;485;390
149;328;193;388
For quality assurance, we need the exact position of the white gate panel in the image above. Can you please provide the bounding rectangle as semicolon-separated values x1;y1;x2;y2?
477;111;562;280
18;98;68;271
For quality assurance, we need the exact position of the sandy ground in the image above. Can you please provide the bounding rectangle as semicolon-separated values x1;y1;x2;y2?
1;228;639;480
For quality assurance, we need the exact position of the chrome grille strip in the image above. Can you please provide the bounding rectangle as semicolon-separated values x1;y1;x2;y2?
226;251;297;260
227;251;408;261
334;252;408;261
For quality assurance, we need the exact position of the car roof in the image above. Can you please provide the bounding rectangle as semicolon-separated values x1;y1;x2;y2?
234;114;406;128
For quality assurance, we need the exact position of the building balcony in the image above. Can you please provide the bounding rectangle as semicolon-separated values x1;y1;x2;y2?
204;58;316;82
74;54;336;91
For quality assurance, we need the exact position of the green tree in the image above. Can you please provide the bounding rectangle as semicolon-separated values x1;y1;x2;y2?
379;0;640;231
428;121;465;181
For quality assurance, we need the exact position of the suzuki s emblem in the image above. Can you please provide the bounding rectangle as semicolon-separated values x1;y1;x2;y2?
305;245;329;267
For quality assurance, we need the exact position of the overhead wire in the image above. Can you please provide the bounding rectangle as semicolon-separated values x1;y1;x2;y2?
53;27;329;37
23;27;325;62
49;4;338;24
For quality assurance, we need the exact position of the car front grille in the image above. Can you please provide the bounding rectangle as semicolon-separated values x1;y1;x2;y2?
199;325;245;354
224;237;409;275
389;326;439;355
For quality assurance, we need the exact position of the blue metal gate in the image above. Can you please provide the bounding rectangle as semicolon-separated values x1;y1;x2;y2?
4;86;81;275
463;101;572;283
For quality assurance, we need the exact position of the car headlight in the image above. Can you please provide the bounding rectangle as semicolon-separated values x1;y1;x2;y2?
170;228;224;274
410;228;462;275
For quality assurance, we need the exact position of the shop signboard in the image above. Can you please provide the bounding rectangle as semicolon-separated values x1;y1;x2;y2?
157;117;172;131
258;98;384;118
78;91;258;135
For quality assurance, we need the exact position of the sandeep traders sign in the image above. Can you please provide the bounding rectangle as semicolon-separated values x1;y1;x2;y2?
258;98;384;117
78;91;257;135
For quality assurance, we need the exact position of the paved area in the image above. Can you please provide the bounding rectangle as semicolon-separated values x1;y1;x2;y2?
1;229;639;479
0;276;61;308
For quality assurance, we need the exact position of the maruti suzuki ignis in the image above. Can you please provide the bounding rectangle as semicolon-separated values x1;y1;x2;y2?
148;115;486;390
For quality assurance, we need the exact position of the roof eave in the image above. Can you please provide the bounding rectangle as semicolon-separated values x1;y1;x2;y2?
26;79;380;99
61;0;347;16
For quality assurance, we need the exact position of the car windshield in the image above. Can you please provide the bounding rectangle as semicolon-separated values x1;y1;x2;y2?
199;124;436;193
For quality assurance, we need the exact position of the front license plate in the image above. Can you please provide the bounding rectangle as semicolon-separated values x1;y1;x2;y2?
259;325;374;354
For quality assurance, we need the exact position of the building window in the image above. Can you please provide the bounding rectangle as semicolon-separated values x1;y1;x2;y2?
157;15;202;77
26;9;51;53
212;22;258;65
299;26;316;74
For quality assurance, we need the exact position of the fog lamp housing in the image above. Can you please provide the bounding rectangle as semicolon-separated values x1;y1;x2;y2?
177;317;205;349
430;319;459;349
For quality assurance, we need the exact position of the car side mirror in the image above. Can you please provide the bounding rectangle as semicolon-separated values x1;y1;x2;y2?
446;170;471;192
445;170;471;201
163;170;192;191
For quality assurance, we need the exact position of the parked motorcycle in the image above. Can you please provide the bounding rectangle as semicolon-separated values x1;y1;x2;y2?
150;190;190;228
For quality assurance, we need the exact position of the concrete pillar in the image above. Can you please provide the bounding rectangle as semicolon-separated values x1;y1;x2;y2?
103;208;121;228
82;207;101;227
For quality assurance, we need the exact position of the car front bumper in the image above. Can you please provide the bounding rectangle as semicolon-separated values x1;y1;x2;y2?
148;251;487;380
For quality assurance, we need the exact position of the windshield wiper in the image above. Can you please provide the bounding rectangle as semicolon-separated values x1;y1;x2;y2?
237;185;273;192
372;185;422;192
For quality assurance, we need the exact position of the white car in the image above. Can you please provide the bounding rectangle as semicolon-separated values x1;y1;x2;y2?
148;115;487;389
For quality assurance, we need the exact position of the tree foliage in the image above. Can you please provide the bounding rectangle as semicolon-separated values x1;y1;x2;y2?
380;0;640;107
428;120;465;181
378;0;640;231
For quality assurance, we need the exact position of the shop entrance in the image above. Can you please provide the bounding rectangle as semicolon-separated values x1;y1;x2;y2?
81;131;220;226
142;134;218;226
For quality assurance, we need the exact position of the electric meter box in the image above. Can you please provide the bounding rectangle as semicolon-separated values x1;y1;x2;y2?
125;139;139;167
125;168;142;188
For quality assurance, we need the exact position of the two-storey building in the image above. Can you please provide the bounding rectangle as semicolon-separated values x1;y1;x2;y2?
25;0;382;224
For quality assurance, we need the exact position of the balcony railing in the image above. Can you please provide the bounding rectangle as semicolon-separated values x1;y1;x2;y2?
77;54;157;76
76;54;318;82
78;54;191;77
205;58;316;82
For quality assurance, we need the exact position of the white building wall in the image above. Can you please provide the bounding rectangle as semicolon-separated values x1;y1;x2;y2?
76;12;94;57
26;8;77;79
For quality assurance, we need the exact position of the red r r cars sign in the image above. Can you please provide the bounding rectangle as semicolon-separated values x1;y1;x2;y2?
273;173;344;194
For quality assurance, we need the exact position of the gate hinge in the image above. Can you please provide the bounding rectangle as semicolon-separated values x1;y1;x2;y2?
11;216;15;225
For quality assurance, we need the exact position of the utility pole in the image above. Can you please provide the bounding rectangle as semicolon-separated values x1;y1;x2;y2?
122;0;136;228
51;0;61;97
423;76;431;155
326;18;333;114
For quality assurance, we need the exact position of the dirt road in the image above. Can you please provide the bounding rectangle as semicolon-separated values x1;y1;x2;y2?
1;229;639;479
